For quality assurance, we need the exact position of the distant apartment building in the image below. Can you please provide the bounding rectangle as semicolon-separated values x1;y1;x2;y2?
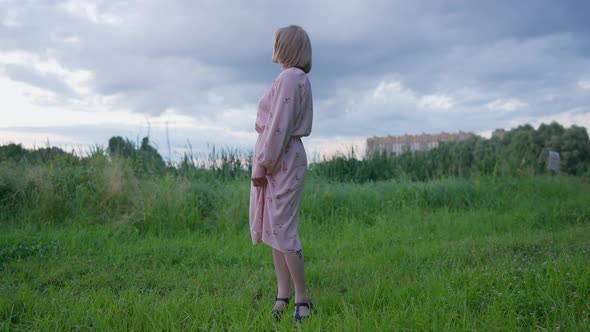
366;131;476;156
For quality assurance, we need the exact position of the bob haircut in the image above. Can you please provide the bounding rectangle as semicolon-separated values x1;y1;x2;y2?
272;25;312;74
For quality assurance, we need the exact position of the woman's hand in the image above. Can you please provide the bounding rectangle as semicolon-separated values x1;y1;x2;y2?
252;163;267;187
252;176;268;187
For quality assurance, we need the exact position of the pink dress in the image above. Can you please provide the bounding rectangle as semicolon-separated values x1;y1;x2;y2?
249;67;313;253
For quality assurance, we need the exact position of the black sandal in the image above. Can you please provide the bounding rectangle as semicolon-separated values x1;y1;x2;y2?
294;300;314;323
271;297;290;322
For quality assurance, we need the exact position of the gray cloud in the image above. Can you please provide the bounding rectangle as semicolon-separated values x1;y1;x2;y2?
2;63;78;97
1;0;589;154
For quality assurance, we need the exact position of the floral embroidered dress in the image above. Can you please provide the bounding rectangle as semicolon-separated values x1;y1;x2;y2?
249;67;313;252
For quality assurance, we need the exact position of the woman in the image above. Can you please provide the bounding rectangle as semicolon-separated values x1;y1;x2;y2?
249;25;314;322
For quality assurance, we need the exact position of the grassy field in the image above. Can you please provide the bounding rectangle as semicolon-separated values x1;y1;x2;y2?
1;166;589;330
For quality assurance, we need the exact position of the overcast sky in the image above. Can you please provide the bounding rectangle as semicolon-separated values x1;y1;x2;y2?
1;0;590;161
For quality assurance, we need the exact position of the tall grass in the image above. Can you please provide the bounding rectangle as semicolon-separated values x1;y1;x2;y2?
1;144;589;330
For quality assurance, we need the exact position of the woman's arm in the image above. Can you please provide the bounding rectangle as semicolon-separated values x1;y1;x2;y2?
255;73;301;175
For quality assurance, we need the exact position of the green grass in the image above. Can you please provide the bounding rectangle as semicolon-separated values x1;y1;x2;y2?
1;174;589;330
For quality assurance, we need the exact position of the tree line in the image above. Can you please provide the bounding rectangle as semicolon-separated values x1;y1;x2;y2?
1;122;589;183
311;122;590;182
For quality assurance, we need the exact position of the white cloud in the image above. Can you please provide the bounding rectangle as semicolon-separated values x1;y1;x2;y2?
476;130;493;139
372;81;408;99
0;51;94;96
58;0;123;25
341;79;419;122
1;1;589;161
420;94;453;110
485;98;528;112
0;129;82;150
371;81;453;112
305;136;368;161
0;70;222;130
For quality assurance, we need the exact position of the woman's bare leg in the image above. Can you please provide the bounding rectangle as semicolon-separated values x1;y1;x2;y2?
272;248;291;311
284;249;310;317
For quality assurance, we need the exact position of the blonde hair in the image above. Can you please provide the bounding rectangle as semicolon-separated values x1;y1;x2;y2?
272;25;312;74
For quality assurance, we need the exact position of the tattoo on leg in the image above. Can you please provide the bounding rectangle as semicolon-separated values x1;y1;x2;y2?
296;249;303;260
